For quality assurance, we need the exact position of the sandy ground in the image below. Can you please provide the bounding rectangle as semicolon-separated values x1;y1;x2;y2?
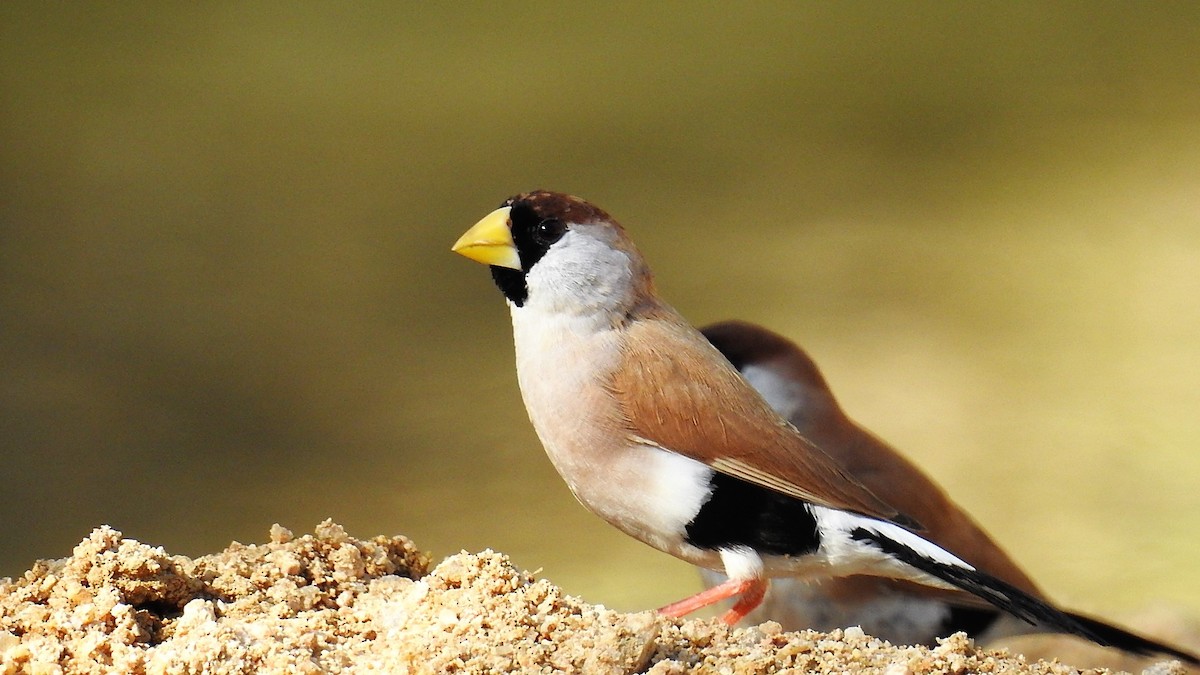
0;522;1191;674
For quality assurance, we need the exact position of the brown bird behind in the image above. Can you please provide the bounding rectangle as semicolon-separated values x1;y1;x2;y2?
698;320;1048;644
700;320;1200;667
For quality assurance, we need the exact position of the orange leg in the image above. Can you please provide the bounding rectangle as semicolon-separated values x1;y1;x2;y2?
657;577;770;625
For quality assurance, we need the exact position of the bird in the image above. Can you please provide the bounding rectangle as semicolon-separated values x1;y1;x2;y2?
693;320;1062;646
451;190;1198;664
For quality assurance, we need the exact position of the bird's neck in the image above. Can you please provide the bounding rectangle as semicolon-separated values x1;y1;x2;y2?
509;303;623;414
507;302;622;486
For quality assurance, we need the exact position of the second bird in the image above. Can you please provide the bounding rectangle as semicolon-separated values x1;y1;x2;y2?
696;320;1044;646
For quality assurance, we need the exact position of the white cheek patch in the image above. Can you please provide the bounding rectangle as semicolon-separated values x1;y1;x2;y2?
523;228;637;317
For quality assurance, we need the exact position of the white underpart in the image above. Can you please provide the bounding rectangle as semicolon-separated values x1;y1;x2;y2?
810;506;971;591
720;546;765;581
626;444;717;553
740;363;804;422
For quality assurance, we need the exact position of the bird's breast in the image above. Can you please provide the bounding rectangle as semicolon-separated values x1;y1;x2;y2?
509;309;716;558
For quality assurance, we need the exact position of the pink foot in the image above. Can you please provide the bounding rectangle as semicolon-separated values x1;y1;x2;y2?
657;577;770;625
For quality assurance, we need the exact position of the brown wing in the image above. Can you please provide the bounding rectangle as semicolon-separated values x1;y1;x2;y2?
607;314;910;525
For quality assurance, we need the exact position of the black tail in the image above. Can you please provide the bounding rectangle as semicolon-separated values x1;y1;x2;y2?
851;528;1199;664
1063;610;1200;666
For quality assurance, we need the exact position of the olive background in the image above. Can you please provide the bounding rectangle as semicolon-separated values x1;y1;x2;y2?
2;3;1198;619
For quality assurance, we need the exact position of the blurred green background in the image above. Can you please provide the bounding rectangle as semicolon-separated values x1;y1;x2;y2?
2;3;1197;622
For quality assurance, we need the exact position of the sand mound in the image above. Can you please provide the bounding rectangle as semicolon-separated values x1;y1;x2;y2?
0;522;1188;674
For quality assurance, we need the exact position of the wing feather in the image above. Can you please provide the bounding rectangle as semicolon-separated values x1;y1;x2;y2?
608;315;911;526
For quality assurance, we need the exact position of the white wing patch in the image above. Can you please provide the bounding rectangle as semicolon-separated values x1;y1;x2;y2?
812;506;972;591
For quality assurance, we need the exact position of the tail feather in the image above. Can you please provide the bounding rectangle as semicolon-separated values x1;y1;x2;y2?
850;527;1199;664
1064;610;1200;666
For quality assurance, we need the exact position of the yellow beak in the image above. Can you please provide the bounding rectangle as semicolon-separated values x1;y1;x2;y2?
451;206;522;270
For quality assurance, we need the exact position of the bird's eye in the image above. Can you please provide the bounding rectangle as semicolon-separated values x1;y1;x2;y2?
532;219;566;247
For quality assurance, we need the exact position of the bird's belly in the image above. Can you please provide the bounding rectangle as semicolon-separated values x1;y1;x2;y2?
554;437;719;562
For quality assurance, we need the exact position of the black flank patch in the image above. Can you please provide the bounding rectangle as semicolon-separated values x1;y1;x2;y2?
685;472;821;556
